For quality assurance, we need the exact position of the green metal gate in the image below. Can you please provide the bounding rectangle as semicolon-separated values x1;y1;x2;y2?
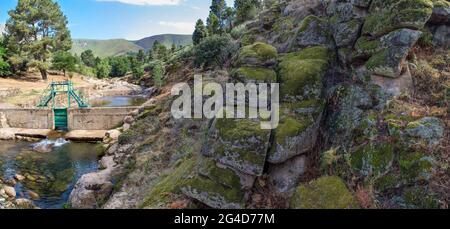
54;108;68;130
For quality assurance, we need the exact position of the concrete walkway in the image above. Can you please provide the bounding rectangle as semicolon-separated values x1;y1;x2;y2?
0;128;106;141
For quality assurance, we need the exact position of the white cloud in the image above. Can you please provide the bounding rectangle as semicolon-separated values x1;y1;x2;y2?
96;0;183;6
157;21;194;34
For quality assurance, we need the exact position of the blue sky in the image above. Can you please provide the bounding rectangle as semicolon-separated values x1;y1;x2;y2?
0;0;234;40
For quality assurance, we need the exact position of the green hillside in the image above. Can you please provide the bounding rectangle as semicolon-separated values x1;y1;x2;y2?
133;34;192;51
71;39;143;57
71;34;192;57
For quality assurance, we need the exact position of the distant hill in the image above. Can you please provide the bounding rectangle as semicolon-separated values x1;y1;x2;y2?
71;39;143;57
132;34;192;51
71;34;192;57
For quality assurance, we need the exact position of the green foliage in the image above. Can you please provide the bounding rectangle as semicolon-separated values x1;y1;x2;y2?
152;61;165;88
209;0;228;28
194;34;236;68
130;57;145;78
0;40;11;76
136;49;146;63
234;0;262;24
80;50;96;67
95;59;111;78
108;56;130;77
4;0;72;80
193;19;208;45
51;51;77;75
207;12;222;35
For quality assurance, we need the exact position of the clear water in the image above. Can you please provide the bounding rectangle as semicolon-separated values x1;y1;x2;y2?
90;95;146;107
0;140;98;209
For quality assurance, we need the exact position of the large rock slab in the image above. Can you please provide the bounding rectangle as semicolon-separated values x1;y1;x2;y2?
362;0;433;37
366;29;422;78
202;110;272;176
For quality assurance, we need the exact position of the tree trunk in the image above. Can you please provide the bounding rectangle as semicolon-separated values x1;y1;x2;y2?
40;69;48;80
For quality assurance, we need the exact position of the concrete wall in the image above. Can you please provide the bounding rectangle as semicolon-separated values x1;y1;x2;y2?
0;107;139;130
68;107;138;130
0;109;53;129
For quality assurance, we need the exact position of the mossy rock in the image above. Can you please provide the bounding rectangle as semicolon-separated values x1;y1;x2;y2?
399;152;434;182
230;67;277;83
363;0;433;37
366;29;422;78
405;117;445;146
234;42;278;67
279;48;330;102
181;175;245;209
141;156;197;208
197;158;242;190
351;143;394;178
268;101;324;164
203;112;271;176
354;36;382;59
295;15;332;49
290;176;358;209
332;19;363;48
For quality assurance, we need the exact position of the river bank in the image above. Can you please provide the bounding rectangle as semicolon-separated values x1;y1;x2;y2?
0;72;153;209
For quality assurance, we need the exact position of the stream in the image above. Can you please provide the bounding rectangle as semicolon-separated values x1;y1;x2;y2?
0;95;146;209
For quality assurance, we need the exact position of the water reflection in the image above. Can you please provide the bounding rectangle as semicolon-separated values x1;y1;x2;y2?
0;140;98;209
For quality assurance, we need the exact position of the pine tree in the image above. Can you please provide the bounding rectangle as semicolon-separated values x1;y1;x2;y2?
207;12;221;35
4;0;72;80
136;49;146;63
80;50;96;67
234;0;262;24
0;39;11;76
193;19;207;45
210;0;227;26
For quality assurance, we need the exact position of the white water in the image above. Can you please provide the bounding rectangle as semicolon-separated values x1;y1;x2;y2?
32;138;69;152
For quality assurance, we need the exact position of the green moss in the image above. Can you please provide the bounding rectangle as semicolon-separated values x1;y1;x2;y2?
215;118;269;142
231;67;277;83
141;156;197;208
182;175;244;207
298;15;325;33
279;57;328;100
239;42;278;62
351;143;394;178
433;0;450;8
198;158;241;189
363;0;433;36
374;173;401;192
399;152;433;182
290;176;358;209
280;46;331;62
355;37;382;57
274;115;311;145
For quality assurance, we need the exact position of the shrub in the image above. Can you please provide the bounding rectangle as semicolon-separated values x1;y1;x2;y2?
194;34;237;68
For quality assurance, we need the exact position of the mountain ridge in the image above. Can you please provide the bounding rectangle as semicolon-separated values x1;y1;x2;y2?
71;34;192;57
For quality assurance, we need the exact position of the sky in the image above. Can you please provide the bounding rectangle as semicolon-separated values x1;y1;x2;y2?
0;0;234;40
